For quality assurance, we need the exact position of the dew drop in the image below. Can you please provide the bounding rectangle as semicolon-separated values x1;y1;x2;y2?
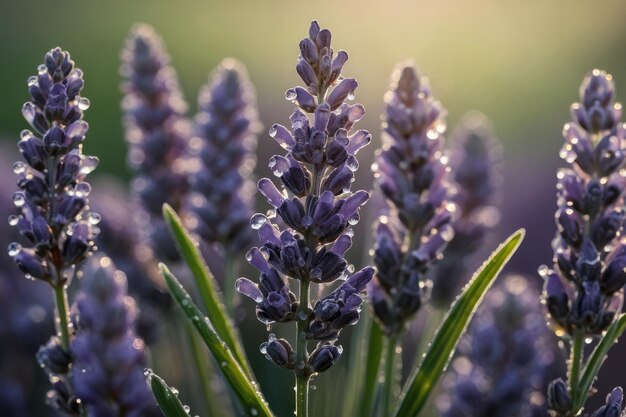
250;213;267;230
27;76;38;87
250;409;258;416
220;361;227;368
77;97;90;111
8;215;19;227
12;192;25;207
20;129;33;140
87;212;101;225
285;89;297;101
74;182;92;197
37;64;47;75
7;242;22;257
183;405;190;413
13;161;26;175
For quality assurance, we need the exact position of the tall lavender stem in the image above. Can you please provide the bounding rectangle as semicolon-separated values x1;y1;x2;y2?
121;24;190;262
236;21;373;417
541;70;626;416
8;47;99;415
187;58;259;310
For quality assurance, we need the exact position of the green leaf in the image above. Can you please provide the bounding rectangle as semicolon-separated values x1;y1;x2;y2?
574;313;626;412
358;320;384;417
392;229;525;417
159;264;274;417
150;372;193;417
162;203;253;379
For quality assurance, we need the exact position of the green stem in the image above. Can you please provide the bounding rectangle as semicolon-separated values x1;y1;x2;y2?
569;331;584;404
224;256;236;315
53;284;71;349
381;336;398;417
295;279;311;417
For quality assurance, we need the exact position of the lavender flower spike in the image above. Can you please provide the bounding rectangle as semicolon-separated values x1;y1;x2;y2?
71;255;161;417
187;58;259;257
8;47;100;416
236;20;373;416
369;63;455;336
541;70;626;338
121;23;191;261
541;70;626;416
439;276;556;417
431;112;502;308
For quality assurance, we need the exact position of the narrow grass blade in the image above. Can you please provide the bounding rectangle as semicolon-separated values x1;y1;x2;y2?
574;313;626;412
162;203;253;379
150;372;194;417
160;263;274;417
393;229;525;417
356;320;384;417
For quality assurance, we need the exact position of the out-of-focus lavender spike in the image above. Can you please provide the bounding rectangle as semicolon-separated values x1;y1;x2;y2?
187;58;260;257
439;276;557;417
121;23;191;262
541;70;626;416
90;178;171;345
369;63;455;336
71;255;161;417
431;112;502;308
237;20;373;383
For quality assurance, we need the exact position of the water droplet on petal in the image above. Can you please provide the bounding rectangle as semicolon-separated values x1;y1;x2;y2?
7;242;22;257
12;192;25;207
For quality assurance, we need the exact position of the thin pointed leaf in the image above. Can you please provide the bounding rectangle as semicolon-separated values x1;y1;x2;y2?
357;319;384;417
162;203;253;379
574;314;626;412
150;372;193;417
393;229;525;417
160;263;274;417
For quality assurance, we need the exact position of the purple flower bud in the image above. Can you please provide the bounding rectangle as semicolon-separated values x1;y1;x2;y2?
262;335;295;369
547;378;573;414
308;344;342;373
37;337;71;376
589;387;625;417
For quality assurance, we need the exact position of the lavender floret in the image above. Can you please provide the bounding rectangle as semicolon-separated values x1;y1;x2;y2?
121;23;191;261
541;70;626;338
187;58;260;256
237;20;373;377
71;255;161;417
369;63;455;336
8;47;99;287
439;276;556;417
431;112;502;308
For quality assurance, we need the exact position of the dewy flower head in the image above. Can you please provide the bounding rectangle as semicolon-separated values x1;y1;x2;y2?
542;69;626;337
121;23;191;261
236;20;373;376
369;63;455;336
8;47;99;287
187;58;260;256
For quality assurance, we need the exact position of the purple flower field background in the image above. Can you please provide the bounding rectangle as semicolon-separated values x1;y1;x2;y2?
1;1;626;416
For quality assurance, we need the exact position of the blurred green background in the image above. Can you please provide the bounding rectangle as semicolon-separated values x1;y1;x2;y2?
2;0;626;415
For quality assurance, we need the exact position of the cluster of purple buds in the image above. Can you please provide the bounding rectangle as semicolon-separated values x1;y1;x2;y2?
587;388;625;417
37;336;76;415
8;47;99;288
71;255;161;417
187;58;259;256
431;113;502;308
236;20;374;375
439;276;556;417
121;24;190;261
369;64;455;336
542;70;626;338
